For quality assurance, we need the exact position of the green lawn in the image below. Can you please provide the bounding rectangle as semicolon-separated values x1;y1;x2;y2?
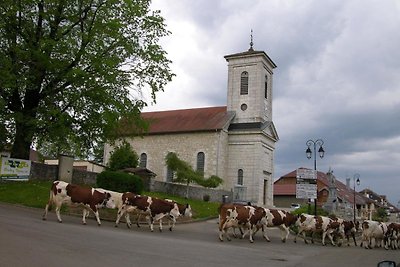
0;180;220;220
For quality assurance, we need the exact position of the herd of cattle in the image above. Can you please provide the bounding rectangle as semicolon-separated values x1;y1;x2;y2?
41;181;400;250
218;203;400;250
42;181;192;232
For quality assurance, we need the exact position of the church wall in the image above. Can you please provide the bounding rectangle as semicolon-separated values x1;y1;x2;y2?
227;131;275;206
104;131;230;187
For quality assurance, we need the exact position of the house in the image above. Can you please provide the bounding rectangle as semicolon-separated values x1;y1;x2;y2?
104;43;279;206
44;159;105;173
274;168;368;219
359;188;400;220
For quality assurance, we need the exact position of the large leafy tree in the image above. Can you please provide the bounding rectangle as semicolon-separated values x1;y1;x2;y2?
0;0;174;159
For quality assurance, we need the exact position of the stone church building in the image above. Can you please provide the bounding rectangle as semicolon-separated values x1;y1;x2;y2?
104;44;279;206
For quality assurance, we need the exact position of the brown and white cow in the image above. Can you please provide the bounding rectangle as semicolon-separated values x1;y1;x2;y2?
330;217;360;246
385;222;400;250
260;209;298;242
218;203;268;243
115;194;190;232
294;213;345;246
361;220;388;249
42;181;116;225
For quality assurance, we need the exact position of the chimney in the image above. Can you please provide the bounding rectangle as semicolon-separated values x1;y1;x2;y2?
346;178;350;189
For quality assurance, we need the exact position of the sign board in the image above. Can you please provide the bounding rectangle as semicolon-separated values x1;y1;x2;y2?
0;157;31;180
296;168;317;199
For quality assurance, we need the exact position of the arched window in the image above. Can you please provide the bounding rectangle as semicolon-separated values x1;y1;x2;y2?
139;153;147;168
240;71;249;95
196;152;205;176
264;75;268;99
237;169;244;185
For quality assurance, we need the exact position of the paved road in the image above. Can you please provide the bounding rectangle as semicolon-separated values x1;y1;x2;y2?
0;203;398;267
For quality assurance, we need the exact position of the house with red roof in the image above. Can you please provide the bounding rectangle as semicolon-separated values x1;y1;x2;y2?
104;43;279;206
274;167;400;220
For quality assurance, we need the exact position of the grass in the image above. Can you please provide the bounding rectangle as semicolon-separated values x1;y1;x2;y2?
0;180;220;220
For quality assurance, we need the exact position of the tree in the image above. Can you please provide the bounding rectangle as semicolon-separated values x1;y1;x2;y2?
107;141;138;171
165;152;223;198
0;0;174;159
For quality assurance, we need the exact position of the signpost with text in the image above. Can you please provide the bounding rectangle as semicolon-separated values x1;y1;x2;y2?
296;168;317;199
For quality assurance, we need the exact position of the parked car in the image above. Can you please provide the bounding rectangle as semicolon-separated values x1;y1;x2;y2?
291;203;301;210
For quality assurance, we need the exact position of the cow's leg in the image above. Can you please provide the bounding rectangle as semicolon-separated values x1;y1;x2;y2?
218;219;227;241
327;232;336;246
115;206;126;227
88;205;101;226
248;225;255;243
55;204;62;223
279;225;289;243
43;203;49;221
82;208;88;225
125;213;132;228
158;218;163;232
168;215;176;231
147;216;154;232
261;225;271;242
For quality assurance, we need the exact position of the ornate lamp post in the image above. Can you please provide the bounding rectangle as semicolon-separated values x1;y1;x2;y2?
306;139;325;216
353;173;360;222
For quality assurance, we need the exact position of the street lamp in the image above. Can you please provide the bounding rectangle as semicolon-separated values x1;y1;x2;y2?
353;173;360;222
306;139;325;216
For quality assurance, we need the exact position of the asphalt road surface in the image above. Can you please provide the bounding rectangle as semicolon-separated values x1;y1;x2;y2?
0;203;398;267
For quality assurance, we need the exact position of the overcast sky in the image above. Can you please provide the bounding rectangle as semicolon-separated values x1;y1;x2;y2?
144;0;400;204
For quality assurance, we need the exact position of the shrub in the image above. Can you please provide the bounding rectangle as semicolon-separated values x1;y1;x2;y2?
107;141;139;171
97;170;143;194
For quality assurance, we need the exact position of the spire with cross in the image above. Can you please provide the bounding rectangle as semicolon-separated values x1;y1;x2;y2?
249;29;254;51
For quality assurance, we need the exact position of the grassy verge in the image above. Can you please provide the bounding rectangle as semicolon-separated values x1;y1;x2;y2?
0;180;220;220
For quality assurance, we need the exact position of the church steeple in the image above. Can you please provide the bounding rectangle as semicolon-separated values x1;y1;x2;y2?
224;42;277;124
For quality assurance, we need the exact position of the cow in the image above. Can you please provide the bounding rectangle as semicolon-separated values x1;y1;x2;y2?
294;213;345;246
115;194;191;232
93;190;137;228
361;220;388;249
330;217;360;246
385;222;400;250
42;181;116;225
218;203;268;243
260;209;298;242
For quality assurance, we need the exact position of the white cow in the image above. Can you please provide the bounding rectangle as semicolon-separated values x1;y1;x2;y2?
361;220;388;249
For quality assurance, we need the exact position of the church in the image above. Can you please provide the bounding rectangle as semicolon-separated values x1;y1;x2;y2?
104;42;279;206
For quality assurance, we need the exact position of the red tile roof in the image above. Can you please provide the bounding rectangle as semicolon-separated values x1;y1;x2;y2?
274;183;296;195
141;106;235;134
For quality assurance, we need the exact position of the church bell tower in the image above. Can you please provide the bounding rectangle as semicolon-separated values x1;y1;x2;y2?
225;33;277;124
224;33;279;206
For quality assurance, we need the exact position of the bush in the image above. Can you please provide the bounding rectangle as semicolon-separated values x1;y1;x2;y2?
107;141;139;171
97;170;143;194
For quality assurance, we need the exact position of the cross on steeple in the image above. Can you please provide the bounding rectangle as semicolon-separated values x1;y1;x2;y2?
249;29;254;51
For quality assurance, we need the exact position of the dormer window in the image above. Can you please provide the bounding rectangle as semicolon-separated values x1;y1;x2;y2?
240;71;249;95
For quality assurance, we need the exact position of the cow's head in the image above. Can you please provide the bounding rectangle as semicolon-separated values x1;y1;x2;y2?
181;203;192;218
102;192;116;209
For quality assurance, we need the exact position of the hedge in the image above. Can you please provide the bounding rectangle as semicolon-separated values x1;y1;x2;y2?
97;170;143;194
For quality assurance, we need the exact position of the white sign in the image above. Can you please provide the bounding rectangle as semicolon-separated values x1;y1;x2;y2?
296;168;317;199
296;169;316;180
0;157;31;180
296;183;317;199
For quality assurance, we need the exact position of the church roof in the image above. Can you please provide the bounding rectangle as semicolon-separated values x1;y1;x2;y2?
141;106;235;135
224;49;277;68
